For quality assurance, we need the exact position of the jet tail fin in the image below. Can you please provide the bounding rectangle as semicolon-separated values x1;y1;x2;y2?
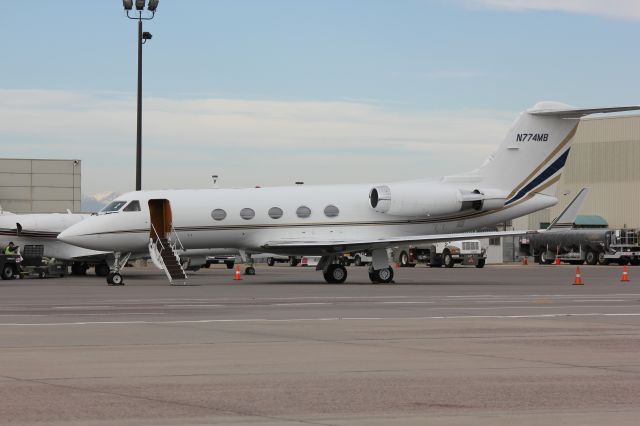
476;102;640;205
546;188;590;230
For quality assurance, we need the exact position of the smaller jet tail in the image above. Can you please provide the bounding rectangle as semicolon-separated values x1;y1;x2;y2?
546;188;590;230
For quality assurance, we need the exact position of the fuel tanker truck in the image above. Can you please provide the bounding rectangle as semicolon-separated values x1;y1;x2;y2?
518;189;640;265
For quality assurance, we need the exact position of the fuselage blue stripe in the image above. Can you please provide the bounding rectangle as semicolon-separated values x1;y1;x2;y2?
506;148;571;205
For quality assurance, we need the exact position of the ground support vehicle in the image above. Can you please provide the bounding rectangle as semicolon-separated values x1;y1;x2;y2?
0;254;21;280
519;228;640;265
392;240;486;268
204;255;236;269
17;245;67;279
265;255;301;267
341;251;372;266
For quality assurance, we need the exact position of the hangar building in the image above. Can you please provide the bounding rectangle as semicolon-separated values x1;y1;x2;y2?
0;159;81;213
512;114;640;231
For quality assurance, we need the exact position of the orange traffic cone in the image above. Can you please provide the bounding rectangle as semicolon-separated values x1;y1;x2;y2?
555;256;561;265
621;265;630;282
522;256;528;265
234;265;242;281
573;267;583;285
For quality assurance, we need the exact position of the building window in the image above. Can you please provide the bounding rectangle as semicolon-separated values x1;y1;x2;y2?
489;237;501;246
268;207;283;219
240;208;256;220
123;200;141;212
296;205;311;218
211;209;227;221
324;205;339;218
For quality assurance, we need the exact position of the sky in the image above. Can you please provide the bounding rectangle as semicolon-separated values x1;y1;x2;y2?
0;0;639;198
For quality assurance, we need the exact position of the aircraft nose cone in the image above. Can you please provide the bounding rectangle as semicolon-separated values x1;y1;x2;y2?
57;227;79;245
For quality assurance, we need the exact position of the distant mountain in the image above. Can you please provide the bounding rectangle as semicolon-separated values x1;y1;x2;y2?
81;191;120;212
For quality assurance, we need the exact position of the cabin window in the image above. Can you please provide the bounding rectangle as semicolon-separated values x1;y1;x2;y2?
296;205;311;218
268;207;283;219
324;205;339;218
211;209;227;221
123;200;141;212
240;208;256;220
101;200;127;214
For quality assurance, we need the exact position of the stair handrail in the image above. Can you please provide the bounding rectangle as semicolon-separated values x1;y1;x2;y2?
168;225;185;252
150;222;166;251
149;222;174;284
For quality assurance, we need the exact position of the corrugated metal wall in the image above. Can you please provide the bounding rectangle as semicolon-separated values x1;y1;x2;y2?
0;159;81;213
514;115;640;230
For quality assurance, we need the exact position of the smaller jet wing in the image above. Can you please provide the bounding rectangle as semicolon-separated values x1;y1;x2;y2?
262;229;530;255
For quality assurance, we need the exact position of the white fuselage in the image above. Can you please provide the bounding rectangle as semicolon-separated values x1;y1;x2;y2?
0;212;108;260
58;182;555;255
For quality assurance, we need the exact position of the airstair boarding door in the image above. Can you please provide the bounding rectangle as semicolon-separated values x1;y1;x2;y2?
148;199;187;284
148;199;173;242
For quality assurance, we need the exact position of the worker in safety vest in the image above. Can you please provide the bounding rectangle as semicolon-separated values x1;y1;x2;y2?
4;242;19;255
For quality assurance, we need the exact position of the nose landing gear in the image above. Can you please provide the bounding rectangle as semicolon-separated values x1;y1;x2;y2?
106;252;131;286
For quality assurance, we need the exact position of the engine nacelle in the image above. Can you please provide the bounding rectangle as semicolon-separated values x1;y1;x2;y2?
369;183;507;217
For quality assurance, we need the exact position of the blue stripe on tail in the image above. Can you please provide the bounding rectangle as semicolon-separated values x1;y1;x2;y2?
506;148;571;205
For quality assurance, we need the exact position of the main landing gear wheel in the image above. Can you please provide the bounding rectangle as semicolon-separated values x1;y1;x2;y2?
245;266;256;275
399;251;411;267
323;264;347;284
369;267;394;284
354;255;363;267
266;257;275;267
107;273;124;286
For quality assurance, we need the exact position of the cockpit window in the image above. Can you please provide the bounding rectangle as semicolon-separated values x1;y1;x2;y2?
100;201;127;214
123;200;141;212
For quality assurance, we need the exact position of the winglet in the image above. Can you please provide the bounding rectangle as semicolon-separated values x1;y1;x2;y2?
547;187;590;230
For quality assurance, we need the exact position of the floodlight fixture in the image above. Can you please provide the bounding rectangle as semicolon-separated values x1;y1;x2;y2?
147;0;159;12
135;0;146;11
142;32;152;40
123;0;133;11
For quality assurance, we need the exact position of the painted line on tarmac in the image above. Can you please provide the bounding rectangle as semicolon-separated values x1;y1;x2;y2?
52;306;115;309
2;312;640;326
272;303;332;306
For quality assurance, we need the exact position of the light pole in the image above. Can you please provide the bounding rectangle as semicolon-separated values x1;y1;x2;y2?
123;0;159;191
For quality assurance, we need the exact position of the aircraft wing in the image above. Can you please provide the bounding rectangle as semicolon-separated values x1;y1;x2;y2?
262;230;530;255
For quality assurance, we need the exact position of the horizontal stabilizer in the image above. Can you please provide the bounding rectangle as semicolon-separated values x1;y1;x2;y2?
529;105;640;118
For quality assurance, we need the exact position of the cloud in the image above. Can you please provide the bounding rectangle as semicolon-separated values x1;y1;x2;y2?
464;0;640;20
0;89;515;194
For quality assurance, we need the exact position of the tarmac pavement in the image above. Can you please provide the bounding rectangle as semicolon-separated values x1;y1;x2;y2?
1;264;639;425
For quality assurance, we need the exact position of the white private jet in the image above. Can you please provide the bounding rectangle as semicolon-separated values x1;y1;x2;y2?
58;102;640;285
0;211;112;275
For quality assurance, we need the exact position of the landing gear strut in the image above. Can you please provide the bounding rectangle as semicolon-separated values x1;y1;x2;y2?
368;249;395;284
239;250;256;276
106;252;131;286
